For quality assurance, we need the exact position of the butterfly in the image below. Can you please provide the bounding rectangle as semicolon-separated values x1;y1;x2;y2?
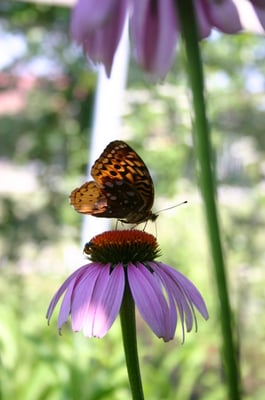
70;140;157;224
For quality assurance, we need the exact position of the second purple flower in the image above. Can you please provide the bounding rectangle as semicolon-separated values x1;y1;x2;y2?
70;0;265;79
47;230;208;342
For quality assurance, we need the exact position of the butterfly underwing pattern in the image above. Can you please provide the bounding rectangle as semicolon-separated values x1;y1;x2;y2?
70;140;157;224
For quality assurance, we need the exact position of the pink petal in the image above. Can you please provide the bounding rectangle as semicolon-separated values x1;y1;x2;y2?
71;264;125;338
194;0;212;38
206;0;242;34
253;4;265;29
157;262;209;321
69;265;104;332
57;277;79;330
127;262;174;341
149;262;189;339
79;0;128;76
234;1;265;32
152;264;196;342
71;0;120;39
131;0;178;79
250;0;265;8
46;264;89;322
151;268;178;340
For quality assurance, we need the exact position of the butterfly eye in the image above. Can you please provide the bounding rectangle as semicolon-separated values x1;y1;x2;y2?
83;241;93;255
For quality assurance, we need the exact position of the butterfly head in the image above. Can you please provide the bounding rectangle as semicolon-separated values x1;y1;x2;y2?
120;210;158;224
83;240;94;257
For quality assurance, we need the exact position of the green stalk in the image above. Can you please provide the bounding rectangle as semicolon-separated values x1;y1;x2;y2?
120;280;144;400
176;1;241;399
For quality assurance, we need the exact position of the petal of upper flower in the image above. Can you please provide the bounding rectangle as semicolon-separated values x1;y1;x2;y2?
71;0;121;39
71;263;125;338
131;0;178;79
251;0;265;6
194;0;213;38
127;262;175;341
206;0;242;34
233;0;265;32
75;0;128;76
252;3;265;29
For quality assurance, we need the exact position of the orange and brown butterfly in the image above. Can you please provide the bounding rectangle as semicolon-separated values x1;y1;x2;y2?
69;140;157;224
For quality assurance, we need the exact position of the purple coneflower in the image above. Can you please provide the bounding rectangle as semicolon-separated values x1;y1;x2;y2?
70;0;265;78
47;230;208;342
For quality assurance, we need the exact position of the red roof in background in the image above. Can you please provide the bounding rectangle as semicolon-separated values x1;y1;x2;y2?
0;73;38;115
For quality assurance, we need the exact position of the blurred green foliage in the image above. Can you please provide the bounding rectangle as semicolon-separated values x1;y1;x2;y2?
1;2;265;399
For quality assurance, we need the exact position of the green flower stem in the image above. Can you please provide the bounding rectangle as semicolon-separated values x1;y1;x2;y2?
176;1;241;399
120;280;144;400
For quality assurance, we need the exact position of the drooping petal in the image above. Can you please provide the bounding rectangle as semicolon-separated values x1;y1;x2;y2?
205;0;242;34
234;0;265;32
194;0;213;38
46;264;89;323
71;263;125;338
92;264;125;336
149;262;196;341
148;262;188;338
57;276;81;330
72;0;128;76
131;0;178;79
46;262;125;338
150;266;178;340
127;262;174;341
71;0;120;38
157;262;209;321
68;264;105;332
252;3;265;29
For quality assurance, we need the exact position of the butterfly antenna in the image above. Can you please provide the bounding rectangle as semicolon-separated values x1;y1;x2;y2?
156;200;188;214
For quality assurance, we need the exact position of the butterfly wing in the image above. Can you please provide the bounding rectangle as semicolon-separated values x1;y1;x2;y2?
91;141;155;223
70;181;108;215
70;140;156;223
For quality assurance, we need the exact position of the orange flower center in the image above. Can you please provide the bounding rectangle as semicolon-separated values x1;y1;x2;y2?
84;230;160;264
